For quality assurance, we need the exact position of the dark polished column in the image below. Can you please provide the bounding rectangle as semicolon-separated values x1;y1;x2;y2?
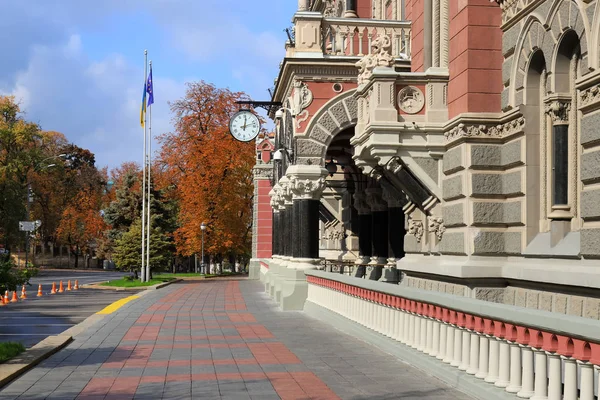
295;199;320;259
353;191;371;278
285;203;294;257
388;207;406;260
366;188;388;281
553;124;568;206
272;211;280;256
279;207;287;257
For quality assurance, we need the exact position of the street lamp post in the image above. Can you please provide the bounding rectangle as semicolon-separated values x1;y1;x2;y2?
200;222;206;274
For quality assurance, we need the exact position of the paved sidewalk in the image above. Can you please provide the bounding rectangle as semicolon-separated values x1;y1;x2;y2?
0;280;472;399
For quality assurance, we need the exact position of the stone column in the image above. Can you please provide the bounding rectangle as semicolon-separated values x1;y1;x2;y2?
353;191;372;278
298;0;310;11
366;187;388;280
381;186;404;283
344;0;358;18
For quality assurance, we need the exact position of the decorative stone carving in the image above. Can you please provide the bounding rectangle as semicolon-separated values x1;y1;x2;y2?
296;110;309;129
328;224;345;240
355;35;394;86
323;0;343;17
353;192;371;215
366;188;388;212
397;86;425;114
384;157;403;174
278;177;294;205
253;167;273;179
407;217;424;243
444;117;525;140
288;176;326;200
545;100;571;124
427;216;446;241
580;84;600;109
291;79;313;117
490;0;534;25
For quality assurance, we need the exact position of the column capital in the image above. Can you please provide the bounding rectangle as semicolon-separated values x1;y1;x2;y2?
545;97;571;124
365;187;388;212
278;176;294;206
286;165;327;200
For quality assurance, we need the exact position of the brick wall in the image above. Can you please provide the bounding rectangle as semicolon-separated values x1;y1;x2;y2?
255;179;273;258
447;0;503;117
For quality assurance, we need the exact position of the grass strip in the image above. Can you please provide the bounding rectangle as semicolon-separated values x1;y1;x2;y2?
0;342;25;364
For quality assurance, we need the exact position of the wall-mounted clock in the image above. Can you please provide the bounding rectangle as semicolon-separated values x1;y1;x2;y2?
229;110;261;142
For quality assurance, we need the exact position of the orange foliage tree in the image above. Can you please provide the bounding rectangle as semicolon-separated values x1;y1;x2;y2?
158;81;256;263
55;188;107;268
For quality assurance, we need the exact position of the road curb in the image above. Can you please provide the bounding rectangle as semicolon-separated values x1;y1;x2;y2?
82;279;182;291
0;334;72;389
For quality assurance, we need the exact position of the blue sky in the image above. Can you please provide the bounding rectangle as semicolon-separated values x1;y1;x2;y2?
0;0;296;169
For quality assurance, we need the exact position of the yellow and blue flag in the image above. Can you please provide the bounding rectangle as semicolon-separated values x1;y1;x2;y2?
140;78;147;128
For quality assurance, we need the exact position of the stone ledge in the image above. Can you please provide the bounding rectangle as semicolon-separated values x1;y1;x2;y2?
399;254;600;289
304;301;514;400
83;279;182;291
0;334;72;389
305;269;600;343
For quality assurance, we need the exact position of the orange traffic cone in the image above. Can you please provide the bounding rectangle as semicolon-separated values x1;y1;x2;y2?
4;291;9;304
50;282;57;295
20;285;27;300
58;281;64;293
10;291;18;303
37;284;43;297
74;280;79;290
66;280;72;291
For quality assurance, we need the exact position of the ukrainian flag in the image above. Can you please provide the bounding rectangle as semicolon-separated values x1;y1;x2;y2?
140;80;147;128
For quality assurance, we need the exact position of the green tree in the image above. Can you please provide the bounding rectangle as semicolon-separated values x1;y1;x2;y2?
112;219;172;273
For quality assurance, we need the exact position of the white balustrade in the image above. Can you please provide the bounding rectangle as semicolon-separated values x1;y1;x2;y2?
305;278;600;400
321;17;411;58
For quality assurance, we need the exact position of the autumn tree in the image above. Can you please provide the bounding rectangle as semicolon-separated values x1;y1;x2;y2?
158;82;255;264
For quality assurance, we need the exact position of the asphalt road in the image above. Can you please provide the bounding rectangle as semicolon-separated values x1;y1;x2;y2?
0;270;135;348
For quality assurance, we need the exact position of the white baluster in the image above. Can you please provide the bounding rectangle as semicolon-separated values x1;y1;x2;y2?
358;31;364;56
437;323;447;360
578;361;595;400
431;320;440;357
443;324;455;364
425;318;434;354
486;337;500;384
459;330;471;371
562;357;577;400
413;313;421;349
385;304;392;337
475;335;489;379
418;316;427;351
495;340;510;388
506;342;523;393
517;345;534;398
349;32;355;56
467;332;480;374
407;312;415;346
530;349;547;400
395;309;404;342
546;352;562;400
451;327;462;367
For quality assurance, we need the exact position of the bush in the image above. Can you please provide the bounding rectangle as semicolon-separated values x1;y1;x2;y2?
0;255;38;292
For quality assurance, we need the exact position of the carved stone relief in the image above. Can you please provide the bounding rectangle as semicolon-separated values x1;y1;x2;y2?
407;217;424;243
291;79;314;117
355;36;394;86
444;117;525;140
580;84;600;109
397;86;425;114
289;176;326;200
427;216;446;241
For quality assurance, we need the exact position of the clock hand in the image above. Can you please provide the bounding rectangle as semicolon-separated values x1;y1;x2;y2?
243;115;247;130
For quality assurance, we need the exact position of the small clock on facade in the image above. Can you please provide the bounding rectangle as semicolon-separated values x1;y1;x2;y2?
229;110;261;142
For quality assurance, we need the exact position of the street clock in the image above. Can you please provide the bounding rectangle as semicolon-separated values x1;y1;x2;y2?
229;110;261;142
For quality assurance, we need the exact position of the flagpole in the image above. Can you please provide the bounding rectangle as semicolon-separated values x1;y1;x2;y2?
141;50;148;283
146;60;153;282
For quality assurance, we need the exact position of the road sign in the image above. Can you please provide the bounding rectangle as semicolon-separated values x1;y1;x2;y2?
19;220;41;232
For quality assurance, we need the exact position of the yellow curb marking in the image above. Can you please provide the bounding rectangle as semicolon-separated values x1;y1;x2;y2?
96;295;140;315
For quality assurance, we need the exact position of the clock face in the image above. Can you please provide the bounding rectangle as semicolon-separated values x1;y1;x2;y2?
229;111;261;142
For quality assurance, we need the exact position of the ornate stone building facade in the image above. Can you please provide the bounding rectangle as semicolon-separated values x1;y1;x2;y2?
250;0;600;324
